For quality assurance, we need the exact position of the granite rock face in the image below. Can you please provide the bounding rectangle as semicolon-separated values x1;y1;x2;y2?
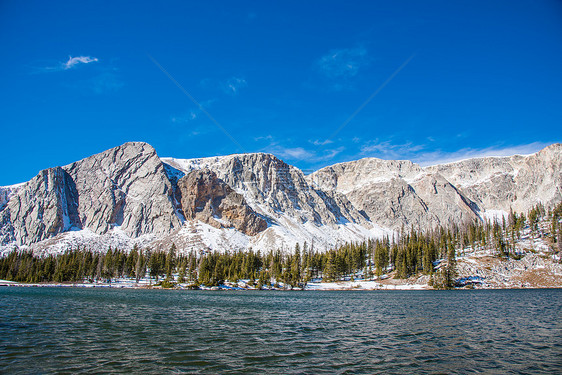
308;144;561;231
176;168;267;236
0;142;182;245
163;153;368;227
425;143;562;214
63;142;181;238
308;159;479;231
0;167;79;245
1;141;560;251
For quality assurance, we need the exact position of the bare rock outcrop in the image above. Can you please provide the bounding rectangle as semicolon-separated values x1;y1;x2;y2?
0;167;79;245
176;168;267;236
0;142;182;246
426;143;562;213
163;153;368;227
308;158;480;231
63;142;181;238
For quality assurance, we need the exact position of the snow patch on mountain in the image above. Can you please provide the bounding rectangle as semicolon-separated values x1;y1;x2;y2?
481;209;509;223
0;226;156;257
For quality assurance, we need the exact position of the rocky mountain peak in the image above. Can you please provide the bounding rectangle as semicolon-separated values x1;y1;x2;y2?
1;142;182;246
164;152;367;227
1;142;559;254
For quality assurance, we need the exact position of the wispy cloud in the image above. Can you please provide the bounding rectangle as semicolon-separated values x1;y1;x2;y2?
254;135;273;142
201;76;248;95
270;146;315;160
63;56;98;70
34;55;100;73
311;139;334;146
317;47;368;79
171;111;198;124
223;77;247;95
360;140;424;158
358;140;552;166
414;142;552;166
259;136;344;163
171;99;216;125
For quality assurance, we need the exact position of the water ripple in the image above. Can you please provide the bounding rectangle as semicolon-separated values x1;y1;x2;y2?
0;288;561;374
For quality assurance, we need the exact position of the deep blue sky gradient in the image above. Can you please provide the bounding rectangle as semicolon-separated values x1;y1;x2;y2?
1;1;561;185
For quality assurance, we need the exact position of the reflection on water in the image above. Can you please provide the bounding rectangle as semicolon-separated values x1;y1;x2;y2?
1;288;560;374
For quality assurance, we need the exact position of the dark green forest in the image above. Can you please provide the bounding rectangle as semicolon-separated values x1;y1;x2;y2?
1;203;560;289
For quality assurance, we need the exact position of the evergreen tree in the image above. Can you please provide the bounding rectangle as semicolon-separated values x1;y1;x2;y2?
291;243;301;286
166;243;177;279
135;250;145;283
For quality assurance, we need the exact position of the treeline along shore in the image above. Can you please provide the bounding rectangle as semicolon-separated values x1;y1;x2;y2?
1;203;561;290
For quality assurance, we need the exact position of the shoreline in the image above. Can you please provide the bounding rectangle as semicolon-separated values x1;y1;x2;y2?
2;279;560;291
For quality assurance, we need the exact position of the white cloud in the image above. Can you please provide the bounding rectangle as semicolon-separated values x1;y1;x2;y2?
223;77;247;95
261;137;344;163
270;146;314;160
171;110;198;124
317;47;368;79
254;135;274;142
323;146;345;160
311;139;334;146
171;99;216;124
63;56;99;70
360;140;423;159
34;55;100;73
414;142;552;166
358;140;552;166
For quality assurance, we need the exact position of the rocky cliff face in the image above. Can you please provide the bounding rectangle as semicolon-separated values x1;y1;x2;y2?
0;142;182;246
0;142;560;253
0;167;79;245
163;153;367;227
308;158;480;231
308;144;561;231
63;142;181;238
176;168;267;236
425;143;562;214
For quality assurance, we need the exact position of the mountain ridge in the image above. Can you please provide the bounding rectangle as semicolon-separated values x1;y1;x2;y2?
1;141;560;255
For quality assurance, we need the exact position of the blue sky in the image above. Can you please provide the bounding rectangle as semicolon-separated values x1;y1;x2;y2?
1;1;561;185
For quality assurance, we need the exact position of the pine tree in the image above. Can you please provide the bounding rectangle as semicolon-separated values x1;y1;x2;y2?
444;242;457;288
291;244;301;287
135;250;145;283
166;243;177;279
103;247;115;283
324;251;337;282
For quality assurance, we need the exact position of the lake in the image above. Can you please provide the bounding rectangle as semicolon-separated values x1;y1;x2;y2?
1;287;560;374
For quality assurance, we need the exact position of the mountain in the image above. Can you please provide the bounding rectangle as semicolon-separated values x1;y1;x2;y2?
0;142;560;255
307;159;479;231
308;144;562;231
425;143;562;214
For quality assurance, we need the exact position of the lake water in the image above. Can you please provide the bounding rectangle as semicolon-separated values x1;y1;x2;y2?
0;287;560;374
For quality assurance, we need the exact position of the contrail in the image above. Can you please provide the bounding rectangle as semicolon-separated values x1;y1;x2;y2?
324;54;416;143
147;54;246;152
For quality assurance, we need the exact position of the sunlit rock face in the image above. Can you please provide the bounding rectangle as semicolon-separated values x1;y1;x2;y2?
1;142;560;253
